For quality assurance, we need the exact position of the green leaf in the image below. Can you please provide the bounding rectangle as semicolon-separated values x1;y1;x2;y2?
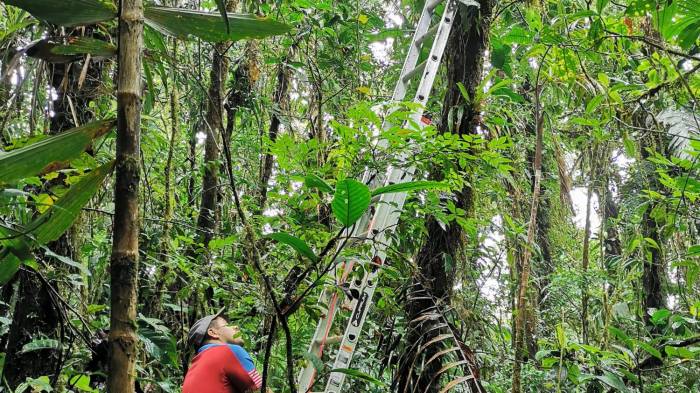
4;0;117;26
596;372;629;392
332;179;371;227
0;119;115;184
304;174;333;193
688;245;700;256
51;37;116;56
556;323;566;348
330;368;385;386
502;25;531;44
29;161;115;245
20;338;61;354
43;248;90;276
266;232;318;262
650;308;671;325
665;345;697;359
608;326;631;346
635;340;662;360
0;224;34;284
144;7;290;43
371;180;447;197
585;95;605;114
139;324;177;366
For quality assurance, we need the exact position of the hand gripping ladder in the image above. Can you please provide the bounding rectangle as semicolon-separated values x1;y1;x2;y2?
298;1;479;392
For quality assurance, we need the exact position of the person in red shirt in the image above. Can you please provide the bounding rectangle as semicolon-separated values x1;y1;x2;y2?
183;309;263;393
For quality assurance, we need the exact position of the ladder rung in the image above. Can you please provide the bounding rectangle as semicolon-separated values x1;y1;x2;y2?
426;0;444;13
402;60;427;83
416;23;440;47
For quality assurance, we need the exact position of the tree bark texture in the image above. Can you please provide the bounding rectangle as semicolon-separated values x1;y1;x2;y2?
257;53;292;212
636;113;666;328
3;270;61;389
581;180;593;344
511;54;547;393
196;41;229;250
398;2;492;392
108;1;143;392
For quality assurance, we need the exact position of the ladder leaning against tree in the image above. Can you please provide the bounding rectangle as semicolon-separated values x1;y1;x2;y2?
297;0;481;392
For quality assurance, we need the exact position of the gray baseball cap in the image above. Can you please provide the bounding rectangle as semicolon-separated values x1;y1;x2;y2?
188;307;225;349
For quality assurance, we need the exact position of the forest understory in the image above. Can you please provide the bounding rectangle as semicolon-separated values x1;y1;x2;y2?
0;0;699;392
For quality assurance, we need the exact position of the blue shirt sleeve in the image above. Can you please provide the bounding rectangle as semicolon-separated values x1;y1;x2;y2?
227;344;255;372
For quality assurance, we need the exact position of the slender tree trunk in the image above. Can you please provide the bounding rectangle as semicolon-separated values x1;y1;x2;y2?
257;52;293;212
581;179;593;344
146;39;180;317
512;55;546;393
196;42;227;250
635;111;666;328
108;0;143;391
398;2;492;392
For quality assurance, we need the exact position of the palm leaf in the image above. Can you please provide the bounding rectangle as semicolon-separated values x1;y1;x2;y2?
0;161;114;283
143;7;290;42
0;119;115;184
3;0;116;26
30;161;115;244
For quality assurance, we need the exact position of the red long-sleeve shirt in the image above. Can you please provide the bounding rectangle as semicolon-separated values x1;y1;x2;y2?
183;344;262;393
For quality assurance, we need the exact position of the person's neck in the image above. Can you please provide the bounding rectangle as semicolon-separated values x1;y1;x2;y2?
203;339;226;346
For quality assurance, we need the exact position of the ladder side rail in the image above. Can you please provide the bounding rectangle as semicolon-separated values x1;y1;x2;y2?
299;5;441;387
321;0;461;389
391;1;437;102
297;216;373;392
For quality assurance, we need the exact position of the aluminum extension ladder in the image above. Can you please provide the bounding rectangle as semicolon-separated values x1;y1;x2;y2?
298;0;479;392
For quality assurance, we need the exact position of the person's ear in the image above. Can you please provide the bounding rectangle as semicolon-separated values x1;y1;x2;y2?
207;327;220;340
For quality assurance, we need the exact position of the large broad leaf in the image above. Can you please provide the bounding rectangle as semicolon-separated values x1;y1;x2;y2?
371;180;448;197
30;161;115;244
596;372;629;392
0;119;115;184
267;232;318;262
3;0;117;26
51;37;117;57
143;7;290;42
332;179;370;227
0;161;114;284
20;338;61;354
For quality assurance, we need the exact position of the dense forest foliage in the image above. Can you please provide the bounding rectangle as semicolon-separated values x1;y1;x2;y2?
0;0;699;392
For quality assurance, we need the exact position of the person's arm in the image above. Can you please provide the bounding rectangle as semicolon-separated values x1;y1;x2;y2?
228;344;262;391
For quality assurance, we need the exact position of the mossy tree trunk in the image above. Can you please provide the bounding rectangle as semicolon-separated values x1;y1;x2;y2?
108;0;143;391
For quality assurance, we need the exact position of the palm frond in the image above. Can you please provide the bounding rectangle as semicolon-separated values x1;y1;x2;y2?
657;108;700;160
392;283;486;393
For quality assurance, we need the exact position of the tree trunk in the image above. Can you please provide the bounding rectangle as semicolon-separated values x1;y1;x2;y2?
581;179;593;344
108;0;143;391
145;39;180;318
2;27;105;389
196;41;228;251
3;270;61;389
257;52;293;212
398;2;492;391
636;113;666;328
511;53;547;393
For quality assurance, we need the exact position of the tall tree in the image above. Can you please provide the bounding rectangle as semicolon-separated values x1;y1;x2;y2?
398;1;493;391
108;0;143;391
